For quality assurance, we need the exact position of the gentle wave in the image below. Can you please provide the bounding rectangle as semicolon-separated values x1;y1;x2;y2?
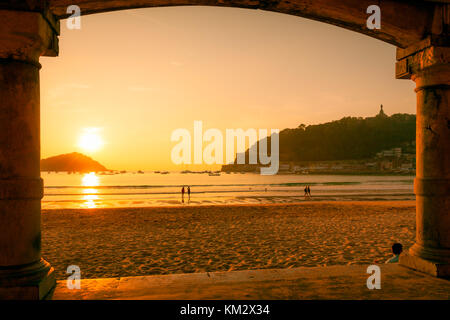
44;181;366;189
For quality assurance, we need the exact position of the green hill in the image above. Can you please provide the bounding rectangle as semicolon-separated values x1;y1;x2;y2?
224;106;415;168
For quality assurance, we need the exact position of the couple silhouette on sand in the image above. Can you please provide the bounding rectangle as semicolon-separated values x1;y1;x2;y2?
181;186;191;203
304;185;312;200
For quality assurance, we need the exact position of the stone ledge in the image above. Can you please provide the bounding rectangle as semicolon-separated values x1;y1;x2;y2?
52;264;450;300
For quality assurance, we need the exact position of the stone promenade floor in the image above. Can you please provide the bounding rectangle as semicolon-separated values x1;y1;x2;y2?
52;264;450;300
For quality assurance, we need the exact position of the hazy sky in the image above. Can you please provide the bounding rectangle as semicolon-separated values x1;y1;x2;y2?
40;6;416;171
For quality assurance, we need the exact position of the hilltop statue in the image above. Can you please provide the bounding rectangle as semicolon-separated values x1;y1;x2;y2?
378;104;387;117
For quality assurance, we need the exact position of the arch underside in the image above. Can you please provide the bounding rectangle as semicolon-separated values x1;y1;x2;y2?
43;0;440;48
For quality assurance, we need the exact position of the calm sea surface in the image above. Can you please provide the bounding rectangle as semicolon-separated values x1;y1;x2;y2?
41;172;415;209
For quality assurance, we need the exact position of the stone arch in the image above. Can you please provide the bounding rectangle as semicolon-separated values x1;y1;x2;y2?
0;0;449;299
46;0;438;48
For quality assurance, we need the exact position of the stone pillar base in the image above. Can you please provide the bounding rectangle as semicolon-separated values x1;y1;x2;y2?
399;253;450;278
0;259;56;300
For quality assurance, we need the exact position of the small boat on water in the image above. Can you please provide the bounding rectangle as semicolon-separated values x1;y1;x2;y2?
208;172;221;176
99;171;114;175
160;171;169;174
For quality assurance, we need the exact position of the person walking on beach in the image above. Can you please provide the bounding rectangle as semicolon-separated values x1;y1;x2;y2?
304;186;308;200
181;186;185;203
187;186;191;201
307;185;312;198
386;243;403;263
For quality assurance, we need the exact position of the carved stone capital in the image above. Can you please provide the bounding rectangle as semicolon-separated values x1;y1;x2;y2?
396;37;450;81
0;9;59;63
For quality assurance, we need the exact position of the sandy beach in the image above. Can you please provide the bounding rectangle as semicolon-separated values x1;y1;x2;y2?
41;201;415;280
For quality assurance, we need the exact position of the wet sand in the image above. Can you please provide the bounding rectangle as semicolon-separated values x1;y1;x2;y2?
41;201;415;280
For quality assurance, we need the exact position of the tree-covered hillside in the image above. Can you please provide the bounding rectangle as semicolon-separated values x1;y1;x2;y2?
240;111;415;163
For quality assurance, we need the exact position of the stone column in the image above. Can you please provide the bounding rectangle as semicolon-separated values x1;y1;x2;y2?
0;10;59;299
396;39;450;277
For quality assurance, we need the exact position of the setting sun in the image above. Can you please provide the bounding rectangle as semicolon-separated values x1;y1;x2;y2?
78;128;103;153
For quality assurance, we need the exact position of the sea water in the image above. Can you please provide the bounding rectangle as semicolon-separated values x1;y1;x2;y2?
41;172;414;209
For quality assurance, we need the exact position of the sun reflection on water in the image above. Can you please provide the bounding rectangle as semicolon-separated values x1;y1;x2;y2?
82;172;99;187
81;173;100;208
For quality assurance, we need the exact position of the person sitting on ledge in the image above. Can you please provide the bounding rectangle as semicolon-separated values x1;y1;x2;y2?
386;243;403;263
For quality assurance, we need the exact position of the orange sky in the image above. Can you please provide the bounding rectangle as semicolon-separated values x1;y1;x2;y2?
40;6;416;171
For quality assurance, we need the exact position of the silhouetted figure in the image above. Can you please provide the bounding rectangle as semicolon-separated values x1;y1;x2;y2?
386;243;403;263
304;186;308;199
181;186;185;203
187;186;191;202
307;185;312;197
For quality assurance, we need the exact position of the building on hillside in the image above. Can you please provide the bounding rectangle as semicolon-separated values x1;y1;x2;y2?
393;148;402;157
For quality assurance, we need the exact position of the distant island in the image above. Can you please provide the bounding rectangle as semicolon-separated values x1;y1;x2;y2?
222;106;416;175
41;152;108;173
